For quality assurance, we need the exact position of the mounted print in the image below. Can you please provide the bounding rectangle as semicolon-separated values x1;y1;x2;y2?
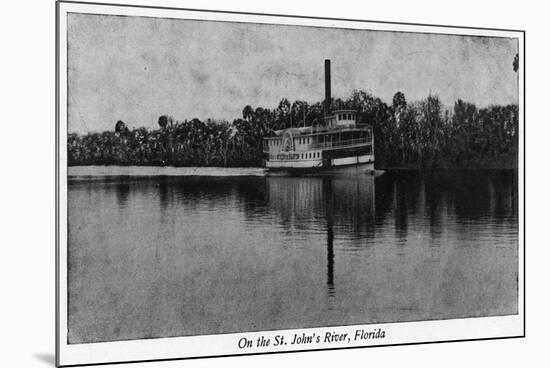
55;1;525;366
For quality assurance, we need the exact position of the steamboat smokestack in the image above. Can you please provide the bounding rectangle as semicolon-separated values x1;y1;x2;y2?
324;59;331;116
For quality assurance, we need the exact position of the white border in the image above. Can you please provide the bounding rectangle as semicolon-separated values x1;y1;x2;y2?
56;1;525;366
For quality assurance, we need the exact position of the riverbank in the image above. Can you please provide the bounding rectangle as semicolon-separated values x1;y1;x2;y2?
68;165;268;177
67;164;515;178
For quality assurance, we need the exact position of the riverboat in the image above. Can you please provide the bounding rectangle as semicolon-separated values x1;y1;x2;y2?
263;60;374;173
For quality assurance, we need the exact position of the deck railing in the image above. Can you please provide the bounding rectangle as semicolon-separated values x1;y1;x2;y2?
310;137;371;150
263;136;372;153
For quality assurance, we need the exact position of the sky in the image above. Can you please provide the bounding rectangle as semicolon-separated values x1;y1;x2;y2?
67;13;519;134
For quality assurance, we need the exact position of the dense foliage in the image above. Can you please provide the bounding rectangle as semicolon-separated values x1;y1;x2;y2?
67;90;518;169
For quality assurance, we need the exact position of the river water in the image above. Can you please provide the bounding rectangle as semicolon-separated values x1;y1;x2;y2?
67;169;518;344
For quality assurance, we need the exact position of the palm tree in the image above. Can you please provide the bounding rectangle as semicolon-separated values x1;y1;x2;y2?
158;115;168;129
114;120;128;134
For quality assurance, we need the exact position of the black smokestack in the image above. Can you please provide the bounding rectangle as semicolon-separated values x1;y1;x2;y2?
324;59;331;116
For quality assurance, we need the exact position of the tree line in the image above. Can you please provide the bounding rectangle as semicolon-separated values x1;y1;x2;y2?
67;90;518;169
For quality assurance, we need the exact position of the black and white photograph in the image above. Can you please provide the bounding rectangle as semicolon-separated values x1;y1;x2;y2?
53;1;524;366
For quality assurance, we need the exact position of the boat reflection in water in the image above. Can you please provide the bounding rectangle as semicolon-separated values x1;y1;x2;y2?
266;174;375;298
68;170;517;344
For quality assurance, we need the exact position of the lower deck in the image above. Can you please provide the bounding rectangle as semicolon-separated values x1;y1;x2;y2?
266;152;375;171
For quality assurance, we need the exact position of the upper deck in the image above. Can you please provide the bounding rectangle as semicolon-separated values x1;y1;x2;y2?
324;109;359;128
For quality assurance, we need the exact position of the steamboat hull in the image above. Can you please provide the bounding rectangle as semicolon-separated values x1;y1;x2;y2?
266;161;375;175
266;153;375;174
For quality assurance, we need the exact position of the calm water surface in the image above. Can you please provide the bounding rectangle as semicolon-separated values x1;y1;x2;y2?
68;170;518;344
